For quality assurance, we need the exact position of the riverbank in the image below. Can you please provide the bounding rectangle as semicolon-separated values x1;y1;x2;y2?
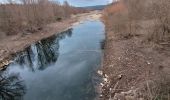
100;21;170;100
99;0;170;99
0;11;102;69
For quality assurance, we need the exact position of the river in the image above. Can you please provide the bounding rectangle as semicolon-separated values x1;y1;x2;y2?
0;20;105;100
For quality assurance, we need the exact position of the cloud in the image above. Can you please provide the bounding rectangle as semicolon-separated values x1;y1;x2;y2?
108;0;113;3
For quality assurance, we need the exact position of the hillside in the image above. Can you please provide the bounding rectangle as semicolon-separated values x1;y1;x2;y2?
78;5;106;10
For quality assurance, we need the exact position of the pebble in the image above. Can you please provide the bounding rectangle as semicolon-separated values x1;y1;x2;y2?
103;78;108;83
97;70;103;75
100;83;104;87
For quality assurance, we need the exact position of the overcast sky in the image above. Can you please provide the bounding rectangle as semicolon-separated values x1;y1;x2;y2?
57;0;113;7
0;0;113;7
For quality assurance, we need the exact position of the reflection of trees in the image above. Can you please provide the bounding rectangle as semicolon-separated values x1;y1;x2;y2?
0;72;26;100
36;35;58;70
61;28;73;37
15;28;73;71
16;46;34;71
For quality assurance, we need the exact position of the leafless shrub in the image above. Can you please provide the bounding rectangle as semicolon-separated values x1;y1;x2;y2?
104;0;170;43
103;0;170;99
103;0;148;39
147;0;170;43
103;1;131;38
0;0;87;37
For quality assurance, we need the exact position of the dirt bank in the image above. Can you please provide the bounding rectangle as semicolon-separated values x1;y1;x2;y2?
99;22;170;100
0;11;102;69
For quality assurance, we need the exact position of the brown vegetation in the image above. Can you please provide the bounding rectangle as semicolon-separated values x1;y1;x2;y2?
101;0;170;100
0;0;86;37
0;0;92;69
103;0;170;41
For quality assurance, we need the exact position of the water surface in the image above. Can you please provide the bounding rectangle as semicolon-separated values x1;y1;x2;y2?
0;20;105;100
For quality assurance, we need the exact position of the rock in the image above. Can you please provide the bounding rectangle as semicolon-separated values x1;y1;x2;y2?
97;70;103;75
147;61;151;65
103;78;109;83
118;74;123;79
100;94;103;98
109;88;112;91
100;83;104;87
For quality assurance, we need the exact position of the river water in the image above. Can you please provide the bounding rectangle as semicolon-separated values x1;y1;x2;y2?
0;20;105;100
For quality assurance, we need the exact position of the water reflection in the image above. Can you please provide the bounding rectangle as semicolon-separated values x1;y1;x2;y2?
0;21;105;100
0;71;26;100
100;39;105;50
15;29;73;71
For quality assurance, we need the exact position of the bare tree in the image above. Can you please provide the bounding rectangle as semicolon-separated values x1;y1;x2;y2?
0;0;85;36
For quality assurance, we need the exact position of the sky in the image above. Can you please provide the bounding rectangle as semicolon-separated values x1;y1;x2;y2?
0;0;113;7
57;0;113;7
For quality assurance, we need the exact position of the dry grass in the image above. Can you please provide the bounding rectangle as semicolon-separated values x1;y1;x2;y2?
102;0;170;99
103;0;170;42
0;0;87;37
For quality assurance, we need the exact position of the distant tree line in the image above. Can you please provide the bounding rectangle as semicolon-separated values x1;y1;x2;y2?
0;0;86;36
